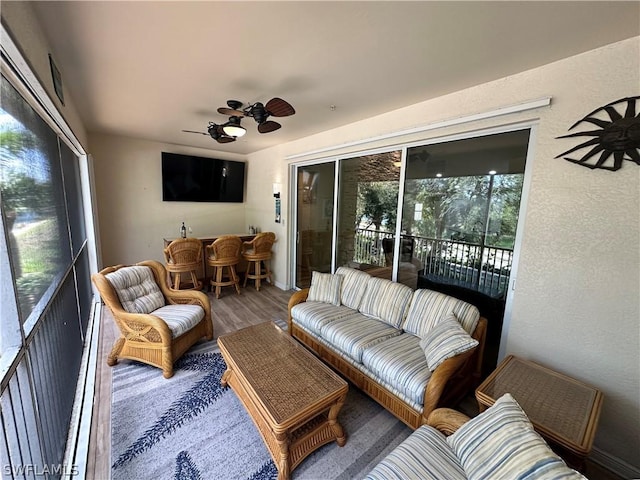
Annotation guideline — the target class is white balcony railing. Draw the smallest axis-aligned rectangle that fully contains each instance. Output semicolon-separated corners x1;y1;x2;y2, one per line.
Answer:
353;228;513;297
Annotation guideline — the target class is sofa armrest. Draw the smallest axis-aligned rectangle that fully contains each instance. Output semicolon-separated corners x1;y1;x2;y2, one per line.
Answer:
420;316;487;421
287;288;309;332
471;317;487;385
422;347;476;420
426;408;470;436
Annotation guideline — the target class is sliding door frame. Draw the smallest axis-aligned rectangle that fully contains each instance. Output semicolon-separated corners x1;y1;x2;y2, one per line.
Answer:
288;120;540;365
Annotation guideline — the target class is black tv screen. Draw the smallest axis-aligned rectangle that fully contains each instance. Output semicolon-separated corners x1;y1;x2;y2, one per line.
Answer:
162;152;245;202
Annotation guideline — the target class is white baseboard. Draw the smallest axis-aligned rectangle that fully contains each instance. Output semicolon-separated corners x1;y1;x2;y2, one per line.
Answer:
590;446;640;479
274;280;288;290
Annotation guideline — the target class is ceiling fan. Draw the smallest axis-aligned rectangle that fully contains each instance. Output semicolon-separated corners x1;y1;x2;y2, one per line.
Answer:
182;97;295;144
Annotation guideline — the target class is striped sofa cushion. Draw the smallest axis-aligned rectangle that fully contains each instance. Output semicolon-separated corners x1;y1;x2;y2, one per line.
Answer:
296;322;365;371
419;313;479;371
403;289;479;338
359;277;414;328
362;333;432;409
335;267;371;310
151;304;204;339
366;425;466;480
320;314;402;363
448;393;586;480
290;302;358;336
307;271;343;306
106;266;165;314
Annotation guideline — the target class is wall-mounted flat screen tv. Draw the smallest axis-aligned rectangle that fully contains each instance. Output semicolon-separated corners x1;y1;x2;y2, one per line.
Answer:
161;152;246;203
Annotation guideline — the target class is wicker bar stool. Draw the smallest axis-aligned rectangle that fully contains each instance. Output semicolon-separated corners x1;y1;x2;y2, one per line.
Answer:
206;235;242;299
242;232;275;291
163;237;203;290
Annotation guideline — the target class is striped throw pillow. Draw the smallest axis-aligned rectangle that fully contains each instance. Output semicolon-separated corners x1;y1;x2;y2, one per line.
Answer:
307;271;343;306
106;266;165;314
404;289;480;337
359;277;414;328
335;266;371;310
419;313;478;371
448;393;587;480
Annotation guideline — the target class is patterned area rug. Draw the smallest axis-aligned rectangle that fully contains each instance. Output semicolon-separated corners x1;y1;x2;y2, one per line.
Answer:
111;326;412;480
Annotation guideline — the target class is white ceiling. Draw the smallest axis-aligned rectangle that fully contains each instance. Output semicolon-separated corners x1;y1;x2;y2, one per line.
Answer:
30;1;640;155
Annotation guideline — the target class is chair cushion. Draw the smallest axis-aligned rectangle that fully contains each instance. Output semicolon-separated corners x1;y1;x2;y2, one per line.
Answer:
448;393;586;480
403;289;479;338
307;271;343;306
151;304;205;339
319;314;402;363
290;302;357;336
366;425;466;480
335;266;371;310
362;333;432;410
358;277;414;328
105;265;165;314
419;313;479;371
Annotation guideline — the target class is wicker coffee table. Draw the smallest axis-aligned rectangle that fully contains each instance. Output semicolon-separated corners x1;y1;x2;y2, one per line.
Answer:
217;322;348;480
476;355;603;470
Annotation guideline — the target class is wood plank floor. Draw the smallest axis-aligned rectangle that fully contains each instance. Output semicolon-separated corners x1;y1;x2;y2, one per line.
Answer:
86;283;621;480
86;283;294;479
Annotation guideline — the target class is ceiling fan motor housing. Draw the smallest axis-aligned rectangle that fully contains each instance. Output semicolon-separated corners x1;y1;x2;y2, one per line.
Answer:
249;103;268;124
227;100;243;110
207;123;220;139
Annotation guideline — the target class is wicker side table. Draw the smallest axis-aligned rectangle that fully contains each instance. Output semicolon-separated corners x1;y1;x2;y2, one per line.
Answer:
475;355;603;471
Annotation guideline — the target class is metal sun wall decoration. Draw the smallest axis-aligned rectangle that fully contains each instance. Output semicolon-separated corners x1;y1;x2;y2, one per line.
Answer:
555;96;640;171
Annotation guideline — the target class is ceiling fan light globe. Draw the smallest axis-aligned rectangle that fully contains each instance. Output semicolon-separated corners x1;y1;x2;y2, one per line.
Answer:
223;125;247;137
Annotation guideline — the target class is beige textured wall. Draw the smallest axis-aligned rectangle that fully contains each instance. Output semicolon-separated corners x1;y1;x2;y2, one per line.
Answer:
243;146;289;288
247;37;640;470
89;133;247;267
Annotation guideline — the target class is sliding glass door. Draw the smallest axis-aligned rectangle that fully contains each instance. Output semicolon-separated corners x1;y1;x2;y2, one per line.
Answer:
401;130;528;296
400;129;529;373
292;130;529;303
335;151;403;281
294;162;335;288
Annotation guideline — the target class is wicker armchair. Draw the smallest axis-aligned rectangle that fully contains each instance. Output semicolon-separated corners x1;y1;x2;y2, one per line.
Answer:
206;235;242;298
163;237;203;290
92;260;213;378
242;232;276;291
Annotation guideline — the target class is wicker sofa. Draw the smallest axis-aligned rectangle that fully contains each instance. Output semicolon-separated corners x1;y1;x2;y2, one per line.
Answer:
287;267;487;428
366;393;586;479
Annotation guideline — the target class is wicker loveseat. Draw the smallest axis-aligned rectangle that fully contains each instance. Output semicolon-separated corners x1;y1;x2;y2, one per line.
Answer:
288;267;487;428
366;393;586;479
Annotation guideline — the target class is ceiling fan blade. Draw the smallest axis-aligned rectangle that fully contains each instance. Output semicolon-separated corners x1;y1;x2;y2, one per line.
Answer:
258;120;281;133
265;97;295;117
217;136;236;143
217;107;245;117
182;129;209;135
